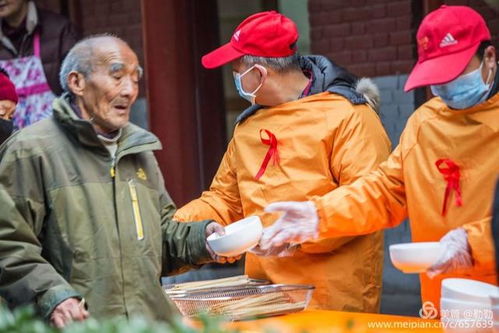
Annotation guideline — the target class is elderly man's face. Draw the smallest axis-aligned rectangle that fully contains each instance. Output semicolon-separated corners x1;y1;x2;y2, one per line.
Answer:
80;41;141;133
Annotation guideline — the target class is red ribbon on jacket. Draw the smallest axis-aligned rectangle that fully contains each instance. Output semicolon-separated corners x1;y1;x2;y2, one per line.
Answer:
255;129;280;180
435;159;463;216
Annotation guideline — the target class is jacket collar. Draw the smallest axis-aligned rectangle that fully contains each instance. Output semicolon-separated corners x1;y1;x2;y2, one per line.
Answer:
0;1;38;55
235;55;367;124
52;93;162;156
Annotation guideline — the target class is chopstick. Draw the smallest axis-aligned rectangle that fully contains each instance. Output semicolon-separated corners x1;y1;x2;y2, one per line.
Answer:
167;275;250;291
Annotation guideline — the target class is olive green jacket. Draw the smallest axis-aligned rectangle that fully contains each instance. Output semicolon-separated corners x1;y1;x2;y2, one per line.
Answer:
0;94;212;322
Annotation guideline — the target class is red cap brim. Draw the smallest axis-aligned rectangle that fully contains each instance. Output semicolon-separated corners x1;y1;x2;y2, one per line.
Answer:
404;43;481;92
201;42;245;69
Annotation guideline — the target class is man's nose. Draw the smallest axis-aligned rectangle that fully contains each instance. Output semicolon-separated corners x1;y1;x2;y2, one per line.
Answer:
120;77;137;97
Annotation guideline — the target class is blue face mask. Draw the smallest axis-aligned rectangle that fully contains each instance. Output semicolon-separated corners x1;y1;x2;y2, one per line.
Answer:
233;65;265;105
431;61;493;110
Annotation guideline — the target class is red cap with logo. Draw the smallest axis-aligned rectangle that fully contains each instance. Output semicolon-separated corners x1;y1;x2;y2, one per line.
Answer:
404;5;491;92
202;11;299;69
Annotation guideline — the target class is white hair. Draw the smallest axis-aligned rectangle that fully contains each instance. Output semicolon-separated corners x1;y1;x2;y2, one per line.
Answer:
241;54;301;72
59;34;127;93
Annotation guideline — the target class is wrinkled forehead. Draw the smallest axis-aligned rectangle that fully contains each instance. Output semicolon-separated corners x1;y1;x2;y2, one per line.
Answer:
92;40;140;71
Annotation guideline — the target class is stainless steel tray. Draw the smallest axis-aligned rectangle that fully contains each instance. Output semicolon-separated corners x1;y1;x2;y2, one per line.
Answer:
165;283;314;321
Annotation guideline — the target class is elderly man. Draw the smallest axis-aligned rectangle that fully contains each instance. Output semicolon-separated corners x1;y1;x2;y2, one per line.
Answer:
174;11;391;312
0;35;226;327
260;5;499;312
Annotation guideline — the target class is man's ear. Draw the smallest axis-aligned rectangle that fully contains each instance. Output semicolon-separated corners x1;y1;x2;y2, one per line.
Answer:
484;45;496;71
67;71;86;97
254;64;268;83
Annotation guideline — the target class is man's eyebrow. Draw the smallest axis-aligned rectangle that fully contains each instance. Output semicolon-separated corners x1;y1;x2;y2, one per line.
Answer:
109;62;125;73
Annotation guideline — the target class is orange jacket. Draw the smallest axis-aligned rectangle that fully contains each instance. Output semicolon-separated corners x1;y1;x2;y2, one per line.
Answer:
312;93;499;311
175;92;391;311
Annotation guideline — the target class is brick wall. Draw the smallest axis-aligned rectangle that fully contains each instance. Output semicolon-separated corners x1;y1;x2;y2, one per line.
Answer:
309;0;417;78
37;0;146;96
308;0;499;78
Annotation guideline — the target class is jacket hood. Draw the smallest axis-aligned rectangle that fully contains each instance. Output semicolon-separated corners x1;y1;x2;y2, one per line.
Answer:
301;55;380;112
236;55;380;124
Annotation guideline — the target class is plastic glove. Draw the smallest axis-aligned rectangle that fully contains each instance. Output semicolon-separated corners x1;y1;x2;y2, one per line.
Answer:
426;228;473;278
205;222;242;264
259;201;319;251
249;242;298;257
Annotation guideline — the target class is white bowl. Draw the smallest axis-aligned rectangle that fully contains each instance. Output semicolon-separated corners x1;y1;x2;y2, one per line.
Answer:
207;216;263;257
491;295;499;323
442;279;499;304
441;297;491;312
389;242;443;273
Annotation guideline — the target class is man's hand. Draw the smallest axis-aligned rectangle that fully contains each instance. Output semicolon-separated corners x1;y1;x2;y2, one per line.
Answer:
250;243;298;257
50;297;89;328
259;201;320;251
427;228;473;278
205;222;242;264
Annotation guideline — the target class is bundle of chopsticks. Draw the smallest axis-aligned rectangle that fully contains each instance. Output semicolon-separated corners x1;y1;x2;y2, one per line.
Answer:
164;275;254;295
208;292;306;318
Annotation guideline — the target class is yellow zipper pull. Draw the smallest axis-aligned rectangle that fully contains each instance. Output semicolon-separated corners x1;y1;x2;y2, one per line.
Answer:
128;179;144;240
110;157;116;178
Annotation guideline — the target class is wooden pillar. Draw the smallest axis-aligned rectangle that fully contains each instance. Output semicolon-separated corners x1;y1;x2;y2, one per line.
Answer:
141;0;226;206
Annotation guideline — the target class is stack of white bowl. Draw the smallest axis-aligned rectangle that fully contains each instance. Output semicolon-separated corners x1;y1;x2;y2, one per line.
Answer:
440;278;498;333
491;294;499;332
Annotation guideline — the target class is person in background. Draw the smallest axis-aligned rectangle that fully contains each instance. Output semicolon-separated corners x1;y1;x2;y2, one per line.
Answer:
0;67;17;144
260;5;498;312
174;11;391;312
0;35;232;328
0;0;79;128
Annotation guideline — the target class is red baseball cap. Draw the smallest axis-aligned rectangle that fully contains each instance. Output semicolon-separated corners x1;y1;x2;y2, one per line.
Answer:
202;11;299;69
404;5;491;92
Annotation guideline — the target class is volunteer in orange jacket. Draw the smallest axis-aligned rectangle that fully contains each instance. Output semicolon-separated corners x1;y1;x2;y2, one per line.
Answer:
260;6;499;311
174;11;391;311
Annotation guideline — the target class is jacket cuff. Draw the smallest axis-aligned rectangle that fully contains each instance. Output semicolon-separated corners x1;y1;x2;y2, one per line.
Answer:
186;220;213;264
310;196;329;237
37;285;82;319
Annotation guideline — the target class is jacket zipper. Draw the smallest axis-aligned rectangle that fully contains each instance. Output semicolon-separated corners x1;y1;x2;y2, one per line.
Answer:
110;157;129;316
128;178;144;240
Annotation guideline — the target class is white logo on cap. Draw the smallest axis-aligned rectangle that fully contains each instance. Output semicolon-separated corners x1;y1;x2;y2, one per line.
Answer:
440;33;458;48
233;30;241;41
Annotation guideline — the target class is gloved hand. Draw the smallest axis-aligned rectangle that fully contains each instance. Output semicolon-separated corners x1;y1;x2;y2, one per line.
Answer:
259;201;319;252
427;228;473;278
205;222;242;264
249;242;298;257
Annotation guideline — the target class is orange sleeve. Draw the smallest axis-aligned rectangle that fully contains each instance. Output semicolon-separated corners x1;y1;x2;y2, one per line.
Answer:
462;217;496;272
174;141;244;226
311;140;408;239
301;106;391;253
